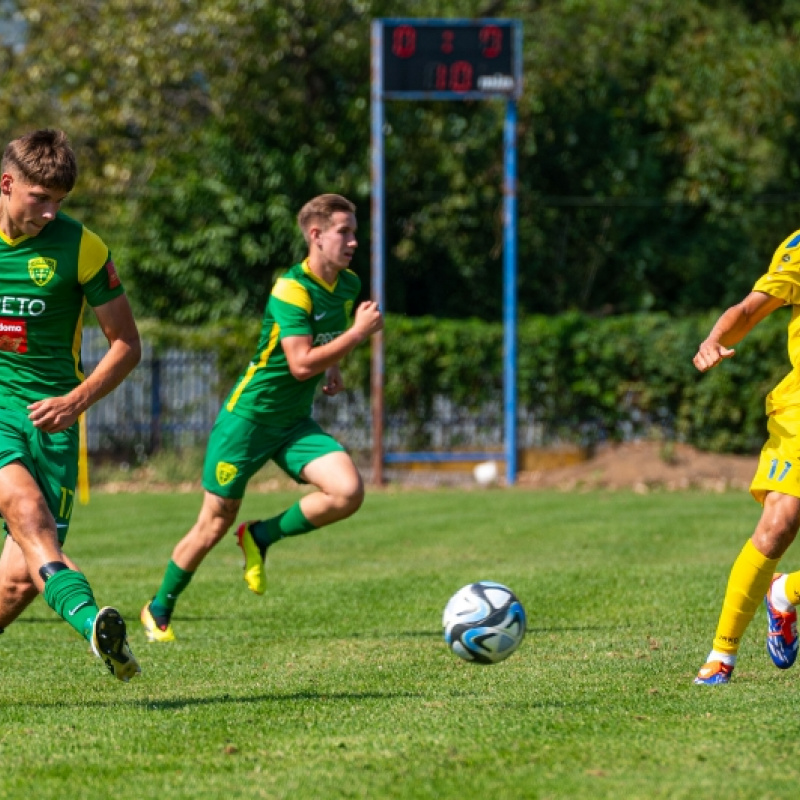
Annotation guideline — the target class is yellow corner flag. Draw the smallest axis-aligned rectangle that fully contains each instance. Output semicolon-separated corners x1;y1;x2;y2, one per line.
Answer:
78;412;90;505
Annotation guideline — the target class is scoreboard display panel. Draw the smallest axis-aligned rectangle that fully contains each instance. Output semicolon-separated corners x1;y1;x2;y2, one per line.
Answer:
381;20;520;99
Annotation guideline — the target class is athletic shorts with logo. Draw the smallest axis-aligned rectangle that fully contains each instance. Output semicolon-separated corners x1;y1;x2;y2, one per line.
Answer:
202;407;345;499
751;406;800;504
0;405;78;543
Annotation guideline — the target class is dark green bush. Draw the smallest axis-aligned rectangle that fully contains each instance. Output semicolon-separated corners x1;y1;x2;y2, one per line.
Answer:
140;310;792;454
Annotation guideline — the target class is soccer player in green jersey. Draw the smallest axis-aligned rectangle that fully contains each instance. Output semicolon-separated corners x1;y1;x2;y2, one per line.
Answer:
141;193;383;642
0;129;141;681
694;229;800;685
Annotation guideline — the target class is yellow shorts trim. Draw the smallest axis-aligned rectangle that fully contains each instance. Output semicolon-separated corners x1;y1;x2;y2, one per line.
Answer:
751;408;800;504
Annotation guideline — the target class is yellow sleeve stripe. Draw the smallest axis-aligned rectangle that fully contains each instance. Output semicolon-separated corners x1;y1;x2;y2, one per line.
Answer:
78;412;90;505
272;278;312;312
78;225;110;284
72;299;87;381
226;322;281;411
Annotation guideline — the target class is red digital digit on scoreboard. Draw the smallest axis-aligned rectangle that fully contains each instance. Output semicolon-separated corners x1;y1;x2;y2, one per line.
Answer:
392;24;416;59
450;61;473;93
480;25;502;58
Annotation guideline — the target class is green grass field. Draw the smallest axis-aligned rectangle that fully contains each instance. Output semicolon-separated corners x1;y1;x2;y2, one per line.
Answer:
2;487;800;799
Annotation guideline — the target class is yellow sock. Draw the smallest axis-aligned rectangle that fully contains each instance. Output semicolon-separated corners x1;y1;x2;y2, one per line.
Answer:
784;571;800;607
712;539;779;655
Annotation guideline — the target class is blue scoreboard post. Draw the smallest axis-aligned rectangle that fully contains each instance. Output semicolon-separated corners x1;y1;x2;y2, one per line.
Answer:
370;18;523;485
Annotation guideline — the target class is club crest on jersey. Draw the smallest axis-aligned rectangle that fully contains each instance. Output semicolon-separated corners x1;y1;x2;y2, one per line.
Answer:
28;257;56;287
216;461;238;486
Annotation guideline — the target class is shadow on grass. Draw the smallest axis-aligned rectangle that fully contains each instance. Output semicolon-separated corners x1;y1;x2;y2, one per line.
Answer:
9;689;581;713
6;689;430;711
12;613;225;626
16;690;583;717
368;624;624;638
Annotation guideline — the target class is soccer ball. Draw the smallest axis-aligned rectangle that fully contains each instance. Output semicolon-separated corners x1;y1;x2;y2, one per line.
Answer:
442;581;526;664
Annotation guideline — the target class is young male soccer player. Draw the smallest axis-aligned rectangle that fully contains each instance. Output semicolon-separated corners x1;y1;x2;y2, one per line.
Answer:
0;129;141;681
694;228;800;685
141;193;383;642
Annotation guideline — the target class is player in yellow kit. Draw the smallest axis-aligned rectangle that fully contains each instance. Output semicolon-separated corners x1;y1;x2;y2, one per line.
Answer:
694;229;800;684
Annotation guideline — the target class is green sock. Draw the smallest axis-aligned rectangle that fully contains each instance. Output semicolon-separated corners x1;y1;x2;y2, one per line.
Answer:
252;502;316;548
151;560;194;617
42;568;99;640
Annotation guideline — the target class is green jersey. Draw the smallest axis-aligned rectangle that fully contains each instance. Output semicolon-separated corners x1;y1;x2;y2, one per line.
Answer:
0;211;125;411
225;258;360;426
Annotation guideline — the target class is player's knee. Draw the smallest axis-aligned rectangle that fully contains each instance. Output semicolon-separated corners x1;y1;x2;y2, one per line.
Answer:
206;516;235;546
331;481;364;518
754;495;800;556
195;495;239;545
9;500;54;539
187;514;232;552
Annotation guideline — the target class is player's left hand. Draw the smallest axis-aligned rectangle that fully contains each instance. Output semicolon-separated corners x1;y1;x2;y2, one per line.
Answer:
27;396;81;432
322;366;344;396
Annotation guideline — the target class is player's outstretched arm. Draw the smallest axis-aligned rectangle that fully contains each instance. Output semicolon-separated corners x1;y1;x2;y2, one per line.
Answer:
693;291;783;373
27;295;141;432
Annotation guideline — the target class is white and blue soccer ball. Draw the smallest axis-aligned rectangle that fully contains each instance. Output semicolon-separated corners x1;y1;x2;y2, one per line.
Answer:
442;581;526;664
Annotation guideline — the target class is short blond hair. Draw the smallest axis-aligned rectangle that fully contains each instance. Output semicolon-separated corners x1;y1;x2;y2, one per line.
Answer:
297;194;356;244
2;129;77;191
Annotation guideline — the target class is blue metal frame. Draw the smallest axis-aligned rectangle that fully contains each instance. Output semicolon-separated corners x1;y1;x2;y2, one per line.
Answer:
370;21;387;484
371;18;522;484
385;451;504;464
503;97;518;483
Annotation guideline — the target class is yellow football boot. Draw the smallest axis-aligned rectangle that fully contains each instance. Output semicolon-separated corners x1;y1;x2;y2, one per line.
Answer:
236;520;267;595
140;601;176;643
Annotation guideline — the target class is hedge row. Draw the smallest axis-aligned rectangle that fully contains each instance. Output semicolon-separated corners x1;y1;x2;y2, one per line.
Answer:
138;309;793;454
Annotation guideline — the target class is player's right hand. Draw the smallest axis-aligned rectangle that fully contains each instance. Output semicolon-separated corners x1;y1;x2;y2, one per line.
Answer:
27;395;82;432
353;300;383;338
693;341;735;372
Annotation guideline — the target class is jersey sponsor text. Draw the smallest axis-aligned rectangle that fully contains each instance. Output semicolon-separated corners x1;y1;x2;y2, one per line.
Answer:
0;296;46;316
0;318;27;353
313;330;344;346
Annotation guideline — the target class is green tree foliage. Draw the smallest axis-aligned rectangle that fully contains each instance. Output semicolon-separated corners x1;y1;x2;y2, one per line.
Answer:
523;0;800;314
2;0;800;321
0;0;373;321
121;0;375;322
141;310;788;454
377;310;789;454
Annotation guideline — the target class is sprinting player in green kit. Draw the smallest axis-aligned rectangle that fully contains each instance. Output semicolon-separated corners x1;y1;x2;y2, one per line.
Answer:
0;129;141;681
141;193;383;642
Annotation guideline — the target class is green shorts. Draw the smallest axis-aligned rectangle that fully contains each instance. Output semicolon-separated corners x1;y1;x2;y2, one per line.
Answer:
0;406;78;544
202;407;346;499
